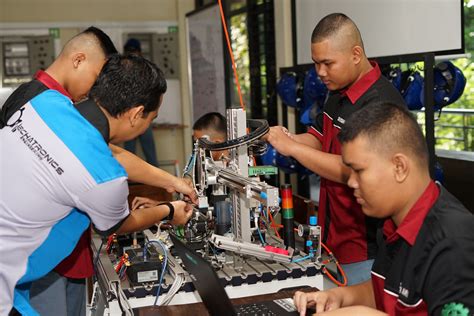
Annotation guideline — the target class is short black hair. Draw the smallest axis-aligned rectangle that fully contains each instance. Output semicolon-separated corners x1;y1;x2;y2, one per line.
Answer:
338;102;429;167
311;13;363;48
89;54;167;117
82;26;118;57
193;112;227;136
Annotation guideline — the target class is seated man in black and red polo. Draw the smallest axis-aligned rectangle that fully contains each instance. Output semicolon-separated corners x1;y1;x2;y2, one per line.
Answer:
293;102;474;316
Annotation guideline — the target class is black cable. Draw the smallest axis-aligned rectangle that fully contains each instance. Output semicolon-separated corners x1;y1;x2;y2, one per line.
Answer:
207;240;219;262
198;119;269;151
92;238;106;283
115;282;125;315
248;140;268;156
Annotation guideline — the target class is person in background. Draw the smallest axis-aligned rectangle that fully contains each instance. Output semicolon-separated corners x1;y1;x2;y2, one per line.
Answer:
264;13;406;285
122;38;159;167
293;102;474;316
132;112;228;210
192;111;227;161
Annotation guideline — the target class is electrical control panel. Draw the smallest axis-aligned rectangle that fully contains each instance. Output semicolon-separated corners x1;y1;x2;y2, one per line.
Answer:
123;32;179;79
0;35;54;88
152;32;179;79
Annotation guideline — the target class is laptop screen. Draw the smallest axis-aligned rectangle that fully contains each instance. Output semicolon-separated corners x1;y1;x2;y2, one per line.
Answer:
170;234;237;316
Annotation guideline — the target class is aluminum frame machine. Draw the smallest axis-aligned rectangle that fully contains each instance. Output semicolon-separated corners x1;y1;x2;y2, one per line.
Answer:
90;108;325;315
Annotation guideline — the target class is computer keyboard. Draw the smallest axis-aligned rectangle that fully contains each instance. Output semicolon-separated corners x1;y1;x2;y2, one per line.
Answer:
235;303;277;316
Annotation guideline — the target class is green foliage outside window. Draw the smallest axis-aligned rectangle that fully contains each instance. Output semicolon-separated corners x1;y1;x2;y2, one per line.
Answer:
227;1;474;151
429;0;474;151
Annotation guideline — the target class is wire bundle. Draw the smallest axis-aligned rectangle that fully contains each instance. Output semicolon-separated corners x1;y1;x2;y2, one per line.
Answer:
198;119;269;151
321;242;347;287
109;282;134;316
114;254;130;280
156;273;185;306
144;240;169;306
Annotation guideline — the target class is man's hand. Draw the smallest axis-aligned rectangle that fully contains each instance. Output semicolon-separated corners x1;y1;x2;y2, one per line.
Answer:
263;126;296;157
131;196;160;211
168;177;198;204
169;201;194;226
293;290;344;315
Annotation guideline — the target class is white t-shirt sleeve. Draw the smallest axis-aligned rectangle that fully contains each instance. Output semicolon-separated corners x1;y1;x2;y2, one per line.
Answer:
74;176;130;234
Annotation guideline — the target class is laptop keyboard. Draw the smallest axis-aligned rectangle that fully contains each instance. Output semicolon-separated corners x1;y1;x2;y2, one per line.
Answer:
235;303;277;316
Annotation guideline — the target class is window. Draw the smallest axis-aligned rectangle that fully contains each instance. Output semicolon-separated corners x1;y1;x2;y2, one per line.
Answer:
196;0;277;125
428;0;474;152
228;0;276;125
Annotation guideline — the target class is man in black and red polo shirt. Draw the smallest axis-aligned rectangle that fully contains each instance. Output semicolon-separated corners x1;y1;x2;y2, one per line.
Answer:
293;102;474;316
265;13;405;285
1;27;117;316
1;27;196;316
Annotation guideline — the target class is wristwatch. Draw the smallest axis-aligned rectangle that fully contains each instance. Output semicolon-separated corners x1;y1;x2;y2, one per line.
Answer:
159;202;175;221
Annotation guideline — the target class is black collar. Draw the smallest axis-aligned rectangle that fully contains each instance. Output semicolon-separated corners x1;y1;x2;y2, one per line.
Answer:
74;98;110;143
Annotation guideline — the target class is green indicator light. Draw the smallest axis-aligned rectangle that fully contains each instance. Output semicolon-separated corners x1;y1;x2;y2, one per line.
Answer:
249;166;278;176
